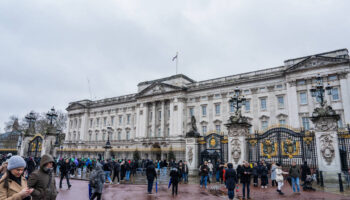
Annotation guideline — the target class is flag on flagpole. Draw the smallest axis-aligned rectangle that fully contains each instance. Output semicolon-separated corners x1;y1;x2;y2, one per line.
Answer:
172;53;178;61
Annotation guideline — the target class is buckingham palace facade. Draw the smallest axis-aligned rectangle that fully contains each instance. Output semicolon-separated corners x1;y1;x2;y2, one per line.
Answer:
62;49;350;161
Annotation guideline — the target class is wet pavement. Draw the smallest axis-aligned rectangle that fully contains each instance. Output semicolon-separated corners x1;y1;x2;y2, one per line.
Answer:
56;177;350;200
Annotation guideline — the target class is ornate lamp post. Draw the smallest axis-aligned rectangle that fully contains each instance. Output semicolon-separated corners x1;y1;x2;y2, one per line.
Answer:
310;75;333;107
54;129;61;147
229;87;246;115
46;107;58;126
104;126;112;149
25;111;37;135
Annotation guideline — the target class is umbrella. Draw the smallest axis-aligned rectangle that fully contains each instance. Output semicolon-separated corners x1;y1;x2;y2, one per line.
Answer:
168;178;172;189
156;179;158;193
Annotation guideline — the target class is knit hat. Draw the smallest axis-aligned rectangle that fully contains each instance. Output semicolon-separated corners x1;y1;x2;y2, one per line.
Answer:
7;156;26;171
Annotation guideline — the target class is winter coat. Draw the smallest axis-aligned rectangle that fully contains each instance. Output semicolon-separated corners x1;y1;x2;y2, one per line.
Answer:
183;164;189;174
289;166;301;178
225;168;237;190
252;166;258;177
59;162;71;175
146;164;157;180
169;168;182;184
90;163;105;194
270;165;277;180
240;166;252;183
200;165;209;176
28;155;58;200
0;173;30;200
276;168;284;182
260;165;268;178
26;159;36;174
301;164;311;181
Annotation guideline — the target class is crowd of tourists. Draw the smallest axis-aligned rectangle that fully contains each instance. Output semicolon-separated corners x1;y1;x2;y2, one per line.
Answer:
198;159;315;200
0;153;336;200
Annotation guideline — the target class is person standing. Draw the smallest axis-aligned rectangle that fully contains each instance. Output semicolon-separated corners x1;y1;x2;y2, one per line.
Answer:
112;160;120;184
276;163;288;195
28;154;58;200
207;160;213;183
182;161;189;184
26;157;36;178
0;155;33;200
260;163;268;188
89;163;105;200
241;161;252;200
103;160;112;184
199;161;209;188
289;161;301;193
225;163;237;200
301;161;311;186
59;158;72;189
252;163;259;187
169;165;181;196
146;161;157;194
270;162;277;187
125;161;131;182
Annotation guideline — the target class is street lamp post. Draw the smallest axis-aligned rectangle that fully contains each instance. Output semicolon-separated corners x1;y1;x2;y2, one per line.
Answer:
310;75;333;107
103;126;112;160
46;107;58;126
25;111;37;135
229;87;246;115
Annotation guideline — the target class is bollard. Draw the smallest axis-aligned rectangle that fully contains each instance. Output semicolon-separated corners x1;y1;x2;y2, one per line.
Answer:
320;171;324;187
338;173;344;192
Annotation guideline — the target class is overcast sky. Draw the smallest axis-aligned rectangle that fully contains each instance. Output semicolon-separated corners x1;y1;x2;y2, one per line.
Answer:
1;0;350;131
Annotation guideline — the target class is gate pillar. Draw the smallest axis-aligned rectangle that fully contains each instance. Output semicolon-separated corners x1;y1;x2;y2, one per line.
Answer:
185;138;199;175
311;109;341;183
225;115;251;168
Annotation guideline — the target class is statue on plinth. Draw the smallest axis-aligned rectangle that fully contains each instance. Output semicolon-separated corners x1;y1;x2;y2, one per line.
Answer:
186;116;200;138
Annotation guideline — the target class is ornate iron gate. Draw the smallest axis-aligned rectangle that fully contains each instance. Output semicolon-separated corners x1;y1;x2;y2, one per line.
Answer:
198;133;228;167
28;135;43;157
246;127;317;168
338;128;350;172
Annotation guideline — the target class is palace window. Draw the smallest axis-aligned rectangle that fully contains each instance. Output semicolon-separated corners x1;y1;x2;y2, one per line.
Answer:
202;126;207;135
189;107;194;117
158;128;161;137
118;131;121;140
260;98;267;110
279;119;286;125
119;115;123;125
338;119;343;128
261;121;268;130
216;125;221;133
89;118;93;128
297;80;306;85
328;75;338;81
96;118;100;127
127;114;131;124
277;96;284;109
158;111;162;121
202;105;207;116
95;133;98;141
230;102;235;113
299;92;308;105
215;104;221;115
103;117;107;126
245;100;251;111
126;130;130;140
111;116;114;126
332;88;339;101
302;117;310;130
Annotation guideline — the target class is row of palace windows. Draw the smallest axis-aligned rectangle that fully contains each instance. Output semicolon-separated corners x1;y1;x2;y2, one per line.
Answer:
189;88;340;118
89;114;134;128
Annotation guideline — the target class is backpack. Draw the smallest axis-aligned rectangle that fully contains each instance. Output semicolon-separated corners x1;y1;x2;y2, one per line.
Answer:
89;170;99;188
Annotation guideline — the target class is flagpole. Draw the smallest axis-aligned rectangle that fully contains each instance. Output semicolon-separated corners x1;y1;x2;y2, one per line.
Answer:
176;52;178;75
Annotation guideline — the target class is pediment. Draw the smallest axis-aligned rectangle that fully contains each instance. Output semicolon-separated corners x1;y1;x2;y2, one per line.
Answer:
137;82;184;97
259;115;270;120
286;55;348;73
66;102;86;111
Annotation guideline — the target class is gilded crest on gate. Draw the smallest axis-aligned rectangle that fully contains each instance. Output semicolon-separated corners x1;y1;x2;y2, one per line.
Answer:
260;139;277;158
281;139;299;158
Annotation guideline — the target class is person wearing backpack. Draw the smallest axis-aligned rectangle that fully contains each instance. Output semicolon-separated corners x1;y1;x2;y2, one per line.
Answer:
90;163;105;200
112;161;120;184
225;163;237;200
28;154;58;200
169;165;182;196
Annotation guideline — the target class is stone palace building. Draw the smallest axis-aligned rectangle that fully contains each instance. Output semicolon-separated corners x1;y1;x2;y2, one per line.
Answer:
62;49;350;162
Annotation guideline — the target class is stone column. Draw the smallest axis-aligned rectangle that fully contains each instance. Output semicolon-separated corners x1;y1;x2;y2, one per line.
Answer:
151;102;156;138
311;115;342;174
287;80;300;128
104;149;111;160
185;138;198;175
161;101;165;137
18;136;31;157
226;120;251;168
41;135;56;156
339;73;350;123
